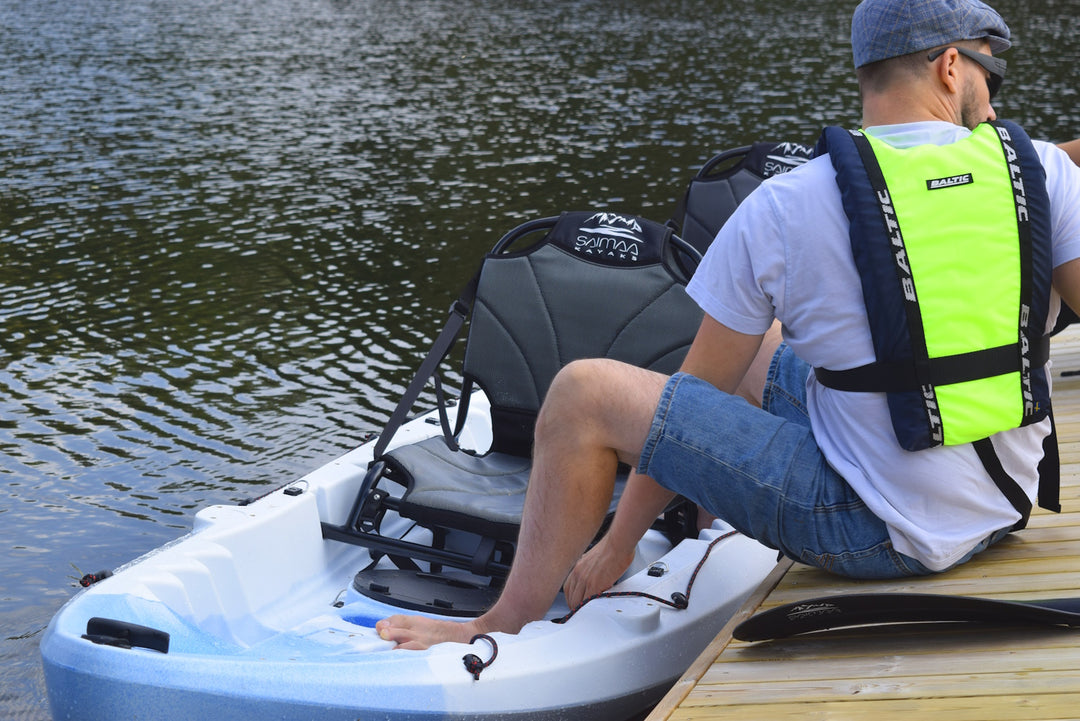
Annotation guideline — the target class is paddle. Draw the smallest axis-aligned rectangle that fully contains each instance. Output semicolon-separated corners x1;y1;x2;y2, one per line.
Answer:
732;592;1080;642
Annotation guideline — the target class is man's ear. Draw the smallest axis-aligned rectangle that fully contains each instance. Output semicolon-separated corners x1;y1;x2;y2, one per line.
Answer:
933;47;963;94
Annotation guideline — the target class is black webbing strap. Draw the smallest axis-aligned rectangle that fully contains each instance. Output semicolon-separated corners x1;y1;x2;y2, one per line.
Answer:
371;272;480;461
971;411;1061;531
973;437;1033;531
814;336;1051;393
1038;407;1062;514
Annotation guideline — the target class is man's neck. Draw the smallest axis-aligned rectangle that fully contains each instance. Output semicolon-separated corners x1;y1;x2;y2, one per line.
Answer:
861;88;961;129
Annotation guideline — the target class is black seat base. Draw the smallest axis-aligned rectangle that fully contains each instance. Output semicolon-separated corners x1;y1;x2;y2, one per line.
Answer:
350;568;500;617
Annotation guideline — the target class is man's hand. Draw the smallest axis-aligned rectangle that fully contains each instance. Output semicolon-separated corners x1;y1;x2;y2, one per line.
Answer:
562;534;636;610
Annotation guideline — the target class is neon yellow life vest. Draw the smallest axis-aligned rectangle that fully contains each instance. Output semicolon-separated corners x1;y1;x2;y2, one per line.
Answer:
815;122;1052;448
869;124;1037;445
813;121;1058;527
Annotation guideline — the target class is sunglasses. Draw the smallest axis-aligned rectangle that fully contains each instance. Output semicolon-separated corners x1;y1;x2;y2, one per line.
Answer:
928;46;1007;100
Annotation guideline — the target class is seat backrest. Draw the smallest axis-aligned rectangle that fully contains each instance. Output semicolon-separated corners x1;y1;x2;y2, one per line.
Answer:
672;141;813;254
462;211;702;456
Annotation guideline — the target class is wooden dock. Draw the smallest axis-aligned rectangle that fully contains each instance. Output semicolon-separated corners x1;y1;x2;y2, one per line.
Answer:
648;326;1080;721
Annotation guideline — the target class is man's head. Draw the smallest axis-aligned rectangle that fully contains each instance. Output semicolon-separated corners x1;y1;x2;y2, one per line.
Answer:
852;0;1010;128
851;0;1010;69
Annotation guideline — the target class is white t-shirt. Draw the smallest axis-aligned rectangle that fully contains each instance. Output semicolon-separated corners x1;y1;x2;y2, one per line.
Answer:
687;121;1080;570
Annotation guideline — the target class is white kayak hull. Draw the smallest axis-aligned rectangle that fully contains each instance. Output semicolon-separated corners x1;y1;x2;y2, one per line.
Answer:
41;397;778;720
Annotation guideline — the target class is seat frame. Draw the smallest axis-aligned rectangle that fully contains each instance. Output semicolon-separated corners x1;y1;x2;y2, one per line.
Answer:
322;211;704;581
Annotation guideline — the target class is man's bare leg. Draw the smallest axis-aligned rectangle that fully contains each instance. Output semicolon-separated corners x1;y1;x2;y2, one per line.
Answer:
560;320;784;606
376;321;784;649
376;359;668;649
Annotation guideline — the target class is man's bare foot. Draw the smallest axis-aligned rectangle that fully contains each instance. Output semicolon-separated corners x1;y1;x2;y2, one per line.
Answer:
375;614;483;650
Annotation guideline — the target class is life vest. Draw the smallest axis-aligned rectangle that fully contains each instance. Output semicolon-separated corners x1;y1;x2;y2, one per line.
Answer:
813;121;1059;527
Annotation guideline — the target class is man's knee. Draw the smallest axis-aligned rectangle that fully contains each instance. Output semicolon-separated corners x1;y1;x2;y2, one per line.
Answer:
538;359;665;453
542;359;616;421
531;360;620;456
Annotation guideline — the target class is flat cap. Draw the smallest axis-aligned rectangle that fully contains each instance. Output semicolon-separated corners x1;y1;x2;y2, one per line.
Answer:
852;0;1010;68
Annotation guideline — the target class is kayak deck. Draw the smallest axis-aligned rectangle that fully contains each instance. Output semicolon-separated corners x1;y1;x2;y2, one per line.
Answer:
40;387;780;721
648;324;1080;721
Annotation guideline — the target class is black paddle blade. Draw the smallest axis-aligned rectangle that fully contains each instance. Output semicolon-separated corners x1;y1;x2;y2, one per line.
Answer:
733;593;1080;641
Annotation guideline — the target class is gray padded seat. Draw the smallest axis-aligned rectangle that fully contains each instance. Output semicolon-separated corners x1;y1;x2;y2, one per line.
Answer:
674;141;813;254
325;211;702;577
384;211;700;541
385;437;629;542
387;439;531;540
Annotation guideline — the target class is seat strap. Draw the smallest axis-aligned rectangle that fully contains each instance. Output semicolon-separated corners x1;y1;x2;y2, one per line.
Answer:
372;271;480;460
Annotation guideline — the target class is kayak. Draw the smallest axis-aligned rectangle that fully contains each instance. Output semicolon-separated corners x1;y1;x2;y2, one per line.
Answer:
40;392;778;720
42;209;780;719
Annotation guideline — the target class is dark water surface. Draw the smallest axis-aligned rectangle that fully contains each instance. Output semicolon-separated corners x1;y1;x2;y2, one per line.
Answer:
2;0;1077;717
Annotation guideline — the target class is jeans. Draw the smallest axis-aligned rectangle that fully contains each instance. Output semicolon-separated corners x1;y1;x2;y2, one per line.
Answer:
637;343;1009;579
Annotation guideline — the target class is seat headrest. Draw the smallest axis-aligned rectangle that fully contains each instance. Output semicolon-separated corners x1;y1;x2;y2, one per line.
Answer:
544;211;672;268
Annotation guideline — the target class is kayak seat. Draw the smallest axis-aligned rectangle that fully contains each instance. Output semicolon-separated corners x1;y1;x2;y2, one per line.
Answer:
380;437;535;542
668;140;813;255
322;211;703;580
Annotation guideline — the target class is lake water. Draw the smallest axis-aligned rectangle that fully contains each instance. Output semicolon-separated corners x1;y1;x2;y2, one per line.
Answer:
2;0;1078;717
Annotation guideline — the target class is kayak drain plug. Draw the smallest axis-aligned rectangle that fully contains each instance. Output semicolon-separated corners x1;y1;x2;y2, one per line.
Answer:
462;633;498;680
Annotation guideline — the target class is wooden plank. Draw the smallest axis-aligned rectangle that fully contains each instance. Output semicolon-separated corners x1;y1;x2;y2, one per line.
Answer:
762;562;1080;604
667;693;1080;721
706;637;1080;689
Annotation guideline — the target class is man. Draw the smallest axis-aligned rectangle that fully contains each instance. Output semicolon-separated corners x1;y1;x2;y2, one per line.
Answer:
378;0;1080;649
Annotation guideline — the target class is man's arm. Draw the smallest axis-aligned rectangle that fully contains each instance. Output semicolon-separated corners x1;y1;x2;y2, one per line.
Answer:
608;314;765;531
1053;258;1080;320
680;314;768;393
1052;138;1080;317
1058;139;1080;167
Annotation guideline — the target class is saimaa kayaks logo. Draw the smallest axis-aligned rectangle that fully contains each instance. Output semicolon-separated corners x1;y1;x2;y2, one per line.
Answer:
573;212;644;263
764;142;812;176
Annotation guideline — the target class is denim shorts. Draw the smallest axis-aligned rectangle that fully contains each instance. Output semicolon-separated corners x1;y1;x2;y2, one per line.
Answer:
638;343;1009;579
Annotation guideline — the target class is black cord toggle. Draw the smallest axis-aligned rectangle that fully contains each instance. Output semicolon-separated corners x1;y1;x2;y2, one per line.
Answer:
79;570;113;587
462;633;498;680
